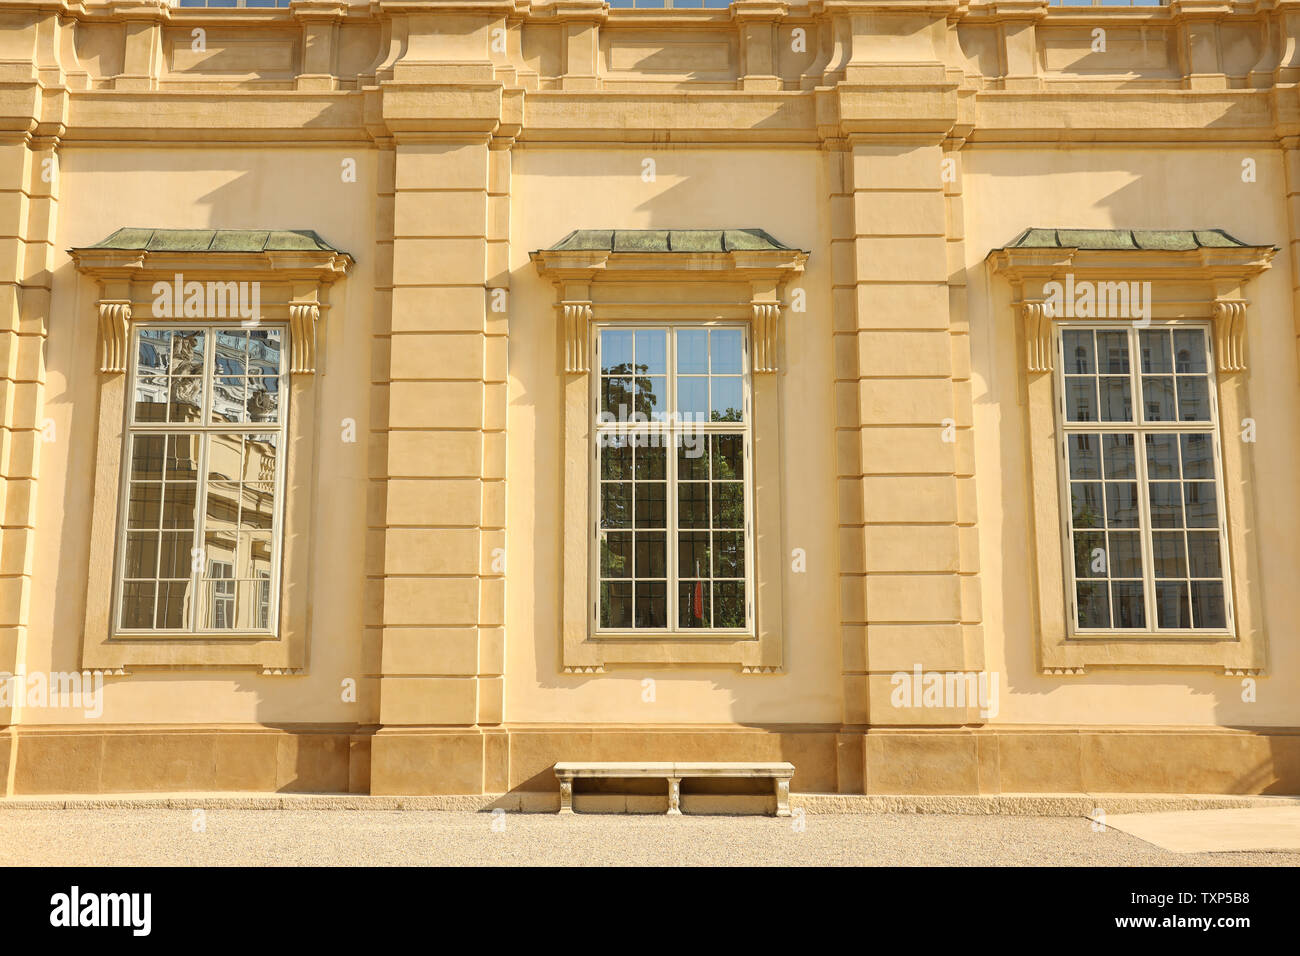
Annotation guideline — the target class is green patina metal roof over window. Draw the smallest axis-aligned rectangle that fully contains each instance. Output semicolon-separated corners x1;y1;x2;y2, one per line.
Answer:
1006;228;1257;251
82;228;346;255
544;229;799;253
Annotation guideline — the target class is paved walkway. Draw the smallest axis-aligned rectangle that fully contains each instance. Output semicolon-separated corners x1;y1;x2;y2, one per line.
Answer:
3;808;1299;866
1105;806;1300;853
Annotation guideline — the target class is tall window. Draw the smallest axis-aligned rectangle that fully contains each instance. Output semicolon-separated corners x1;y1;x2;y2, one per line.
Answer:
594;325;752;633
116;325;287;633
1057;324;1231;633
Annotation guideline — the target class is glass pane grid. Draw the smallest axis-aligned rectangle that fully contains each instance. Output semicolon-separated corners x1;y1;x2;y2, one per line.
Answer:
117;324;285;634
595;325;749;633
1059;325;1228;634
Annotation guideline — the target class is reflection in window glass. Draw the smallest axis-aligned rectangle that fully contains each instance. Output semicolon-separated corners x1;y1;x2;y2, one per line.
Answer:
117;324;287;633
596;325;750;632
1057;325;1229;632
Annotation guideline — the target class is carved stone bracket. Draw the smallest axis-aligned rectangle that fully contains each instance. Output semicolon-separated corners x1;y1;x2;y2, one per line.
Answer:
1212;299;1248;373
1022;300;1052;374
563;301;593;374
751;302;780;373
97;300;132;373
289;302;321;374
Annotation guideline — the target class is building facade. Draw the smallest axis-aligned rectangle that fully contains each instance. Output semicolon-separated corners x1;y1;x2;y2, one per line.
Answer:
2;0;1300;798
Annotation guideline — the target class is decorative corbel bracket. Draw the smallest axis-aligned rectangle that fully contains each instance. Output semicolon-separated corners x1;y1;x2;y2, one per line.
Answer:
97;300;132;374
751;301;781;373
1022;299;1052;374
562;300;594;374
1212;299;1248;373
289;301;322;374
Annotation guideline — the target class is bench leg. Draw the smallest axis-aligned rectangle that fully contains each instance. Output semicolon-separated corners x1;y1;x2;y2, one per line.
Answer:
666;777;682;816
559;779;574;815
774;778;791;817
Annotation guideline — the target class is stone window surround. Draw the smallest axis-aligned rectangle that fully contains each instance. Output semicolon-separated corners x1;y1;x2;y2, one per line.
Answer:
69;244;351;673
531;244;807;673
989;240;1276;675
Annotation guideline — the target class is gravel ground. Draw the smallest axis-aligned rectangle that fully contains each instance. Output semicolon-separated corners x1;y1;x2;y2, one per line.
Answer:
2;809;1299;866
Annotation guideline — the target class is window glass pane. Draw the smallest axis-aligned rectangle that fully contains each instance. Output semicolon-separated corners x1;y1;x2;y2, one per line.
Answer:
120;582;156;628
1110;581;1146;628
1141;376;1176;421
1076;582;1110;628
679;532;710;579
1065;378;1098;422
677;329;708;374
1183;482;1218;528
156;580;191;629
710;329;743;374
600;582;632;628
1067;434;1101;479
1145;434;1180;479
601;434;631;479
1070;482;1103;528
1074;530;1105;577
636;376;666;421
679;580;710;628
1155;581;1190;628
713;581;745;628
1187;531;1223;578
1101;433;1135;479
636;532;666;578
601;329;633;374
1148;482;1183;528
1096;331;1129;373
1180;433;1214;478
1107;531;1142;577
1151;532;1187;578
1139;329;1172;373
711;435;743;480
1062;330;1095;374
711;377;743;422
678;482;709;528
677;432;708;480
677;377;708;421
1172;330;1207;373
1191;581;1226;628
1098;377;1132;422
600;532;632;578
601;482;632;528
1104;483;1139;528
634;581;667;628
601;377;632;419
1176;376;1210;422
634;329;666;376
633;478;666;528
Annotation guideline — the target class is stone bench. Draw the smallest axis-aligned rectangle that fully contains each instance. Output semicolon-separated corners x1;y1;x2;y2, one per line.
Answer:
553;761;795;817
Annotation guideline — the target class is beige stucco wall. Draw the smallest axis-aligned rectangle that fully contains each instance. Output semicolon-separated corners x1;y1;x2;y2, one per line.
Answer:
506;146;843;724
23;146;379;726
965;146;1300;727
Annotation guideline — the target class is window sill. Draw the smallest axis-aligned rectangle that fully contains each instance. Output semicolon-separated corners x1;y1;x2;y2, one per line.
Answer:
592;630;756;641
1069;629;1236;640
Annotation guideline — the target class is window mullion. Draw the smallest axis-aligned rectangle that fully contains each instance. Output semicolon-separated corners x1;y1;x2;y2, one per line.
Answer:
1127;326;1157;631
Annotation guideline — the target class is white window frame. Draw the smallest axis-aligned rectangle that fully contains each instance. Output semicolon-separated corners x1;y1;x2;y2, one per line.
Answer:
111;321;290;637
589;321;756;637
1053;319;1235;637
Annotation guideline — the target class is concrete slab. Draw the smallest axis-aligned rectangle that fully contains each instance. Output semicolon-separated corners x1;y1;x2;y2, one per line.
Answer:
1104;806;1300;853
